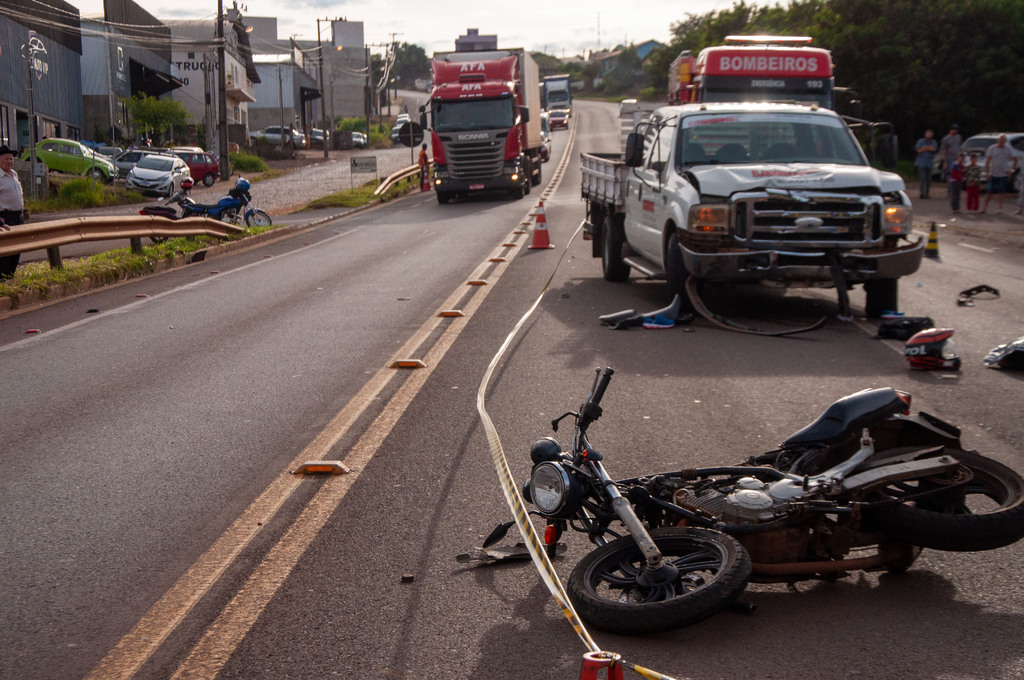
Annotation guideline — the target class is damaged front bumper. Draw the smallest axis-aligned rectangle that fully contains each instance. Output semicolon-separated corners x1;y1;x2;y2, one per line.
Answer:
681;234;925;284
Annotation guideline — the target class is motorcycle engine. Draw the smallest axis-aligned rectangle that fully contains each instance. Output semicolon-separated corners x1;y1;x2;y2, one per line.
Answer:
677;477;802;525
675;477;813;564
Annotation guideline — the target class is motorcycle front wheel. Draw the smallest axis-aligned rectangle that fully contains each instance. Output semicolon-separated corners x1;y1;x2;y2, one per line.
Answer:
864;448;1024;552
566;527;751;635
245;209;272;227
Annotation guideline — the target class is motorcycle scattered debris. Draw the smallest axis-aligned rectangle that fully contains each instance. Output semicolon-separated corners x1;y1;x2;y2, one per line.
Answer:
984;335;1024;369
599;294;695;330
957;284;1000;307
456;542;566;564
874;316;935;340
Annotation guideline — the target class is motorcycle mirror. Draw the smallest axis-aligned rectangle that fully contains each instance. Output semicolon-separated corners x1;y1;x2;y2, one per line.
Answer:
481;521;514;549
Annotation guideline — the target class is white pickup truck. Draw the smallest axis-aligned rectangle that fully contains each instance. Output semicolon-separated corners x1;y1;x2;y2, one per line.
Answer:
582;102;924;318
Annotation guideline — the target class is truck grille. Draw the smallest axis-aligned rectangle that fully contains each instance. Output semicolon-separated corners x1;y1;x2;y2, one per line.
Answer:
732;191;883;248
441;134;506;180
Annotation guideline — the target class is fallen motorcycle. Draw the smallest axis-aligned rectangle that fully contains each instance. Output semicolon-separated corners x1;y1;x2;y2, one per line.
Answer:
485;368;1024;635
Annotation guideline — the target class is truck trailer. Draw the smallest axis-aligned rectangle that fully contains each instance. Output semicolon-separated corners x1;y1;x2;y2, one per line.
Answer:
422;49;543;204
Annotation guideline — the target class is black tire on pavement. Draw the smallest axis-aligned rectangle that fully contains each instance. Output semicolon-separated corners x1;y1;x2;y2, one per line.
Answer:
567;527;752;635
665;231;696;313
863;448;1024;552
864;278;899;318
203;173;216;187
601;214;629;282
437;191;452;205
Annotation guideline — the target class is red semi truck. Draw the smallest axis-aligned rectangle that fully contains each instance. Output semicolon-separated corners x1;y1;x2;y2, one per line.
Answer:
422;49;543;204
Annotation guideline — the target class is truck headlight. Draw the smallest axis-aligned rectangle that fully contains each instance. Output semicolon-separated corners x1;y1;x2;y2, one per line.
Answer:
883;205;912;235
687;204;729;233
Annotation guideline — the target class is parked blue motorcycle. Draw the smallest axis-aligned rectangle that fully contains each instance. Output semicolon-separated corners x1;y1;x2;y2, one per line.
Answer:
140;177;271;242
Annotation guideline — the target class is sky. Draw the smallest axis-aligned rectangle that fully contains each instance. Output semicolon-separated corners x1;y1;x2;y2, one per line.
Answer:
68;0;758;57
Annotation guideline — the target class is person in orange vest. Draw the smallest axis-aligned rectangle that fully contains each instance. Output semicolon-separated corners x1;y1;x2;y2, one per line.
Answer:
418;143;430;185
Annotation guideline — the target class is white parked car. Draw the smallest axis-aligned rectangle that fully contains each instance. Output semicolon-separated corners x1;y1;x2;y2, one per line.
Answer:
961;132;1024;191
126;154;192;197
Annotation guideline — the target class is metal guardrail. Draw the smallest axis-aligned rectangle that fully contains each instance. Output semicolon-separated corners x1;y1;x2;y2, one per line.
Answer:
0;215;246;269
372;164;420;197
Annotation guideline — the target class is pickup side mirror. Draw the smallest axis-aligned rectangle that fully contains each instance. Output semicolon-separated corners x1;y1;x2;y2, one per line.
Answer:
624;132;644;168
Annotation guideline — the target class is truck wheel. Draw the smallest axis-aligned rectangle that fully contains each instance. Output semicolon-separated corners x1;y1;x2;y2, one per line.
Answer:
602;215;630;282
532;162;542;187
437;191;452;204
864;279;898;318
510;185;525;200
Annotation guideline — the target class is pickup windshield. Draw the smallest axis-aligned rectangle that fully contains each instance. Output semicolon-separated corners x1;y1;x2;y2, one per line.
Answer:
432;97;516;133
676;112;865;167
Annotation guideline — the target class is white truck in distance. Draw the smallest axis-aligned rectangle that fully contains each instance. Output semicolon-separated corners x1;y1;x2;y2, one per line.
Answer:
582;102;924;319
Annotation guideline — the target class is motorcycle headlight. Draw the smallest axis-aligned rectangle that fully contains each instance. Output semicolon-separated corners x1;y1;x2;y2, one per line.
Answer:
530;461;577;516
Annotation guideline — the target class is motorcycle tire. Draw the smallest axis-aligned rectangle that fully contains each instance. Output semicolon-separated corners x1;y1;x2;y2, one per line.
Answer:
863;448;1024;552
245;210;272;228
566;527;751;635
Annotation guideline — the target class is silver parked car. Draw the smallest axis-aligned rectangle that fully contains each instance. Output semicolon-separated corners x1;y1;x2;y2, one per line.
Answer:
126;154;192;197
250;126;305;147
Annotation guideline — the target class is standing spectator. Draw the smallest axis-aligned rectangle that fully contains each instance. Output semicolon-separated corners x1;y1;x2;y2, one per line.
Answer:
417;143;430;185
963;152;983;212
982;134;1018;214
914;129;938;199
0;144;25;278
947;152;965;213
938;124;962;185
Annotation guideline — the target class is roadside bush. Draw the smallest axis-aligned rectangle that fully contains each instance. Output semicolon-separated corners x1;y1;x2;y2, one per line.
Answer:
230;152;269;173
27;178;144;213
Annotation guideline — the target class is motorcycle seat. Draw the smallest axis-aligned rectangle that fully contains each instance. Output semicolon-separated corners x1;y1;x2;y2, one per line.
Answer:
191;202;227;212
783;387;908;448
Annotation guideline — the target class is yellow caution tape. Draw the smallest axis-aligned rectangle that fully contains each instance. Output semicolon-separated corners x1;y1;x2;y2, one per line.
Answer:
474;219;682;680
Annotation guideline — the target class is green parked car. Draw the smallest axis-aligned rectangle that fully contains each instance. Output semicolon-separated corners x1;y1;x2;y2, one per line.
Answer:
21;138;116;181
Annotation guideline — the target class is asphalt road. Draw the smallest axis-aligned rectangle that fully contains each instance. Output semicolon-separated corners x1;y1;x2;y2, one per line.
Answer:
2;100;1023;680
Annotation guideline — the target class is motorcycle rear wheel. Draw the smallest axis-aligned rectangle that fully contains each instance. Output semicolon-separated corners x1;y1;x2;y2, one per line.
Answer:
864;448;1024;552
566;527;751;635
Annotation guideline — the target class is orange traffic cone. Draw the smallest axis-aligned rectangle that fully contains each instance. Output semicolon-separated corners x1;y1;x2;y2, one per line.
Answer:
528;200;555;249
579;651;624;680
420;171;431;192
924;221;940;259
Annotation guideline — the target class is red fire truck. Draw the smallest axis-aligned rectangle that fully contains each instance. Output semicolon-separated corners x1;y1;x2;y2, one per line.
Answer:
668;36;835;110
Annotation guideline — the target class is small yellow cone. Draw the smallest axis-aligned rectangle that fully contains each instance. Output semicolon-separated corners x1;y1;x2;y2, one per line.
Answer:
924;222;940;259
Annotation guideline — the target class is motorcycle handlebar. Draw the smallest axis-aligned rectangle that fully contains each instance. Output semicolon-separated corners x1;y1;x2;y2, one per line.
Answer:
588;367;614;407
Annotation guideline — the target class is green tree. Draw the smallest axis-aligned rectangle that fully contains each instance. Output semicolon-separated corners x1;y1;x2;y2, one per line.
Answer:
392;42;430;90
125;94;190;145
649;0;1024;158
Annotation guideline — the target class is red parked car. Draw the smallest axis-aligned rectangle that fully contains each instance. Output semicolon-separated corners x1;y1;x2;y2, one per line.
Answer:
171;148;220;186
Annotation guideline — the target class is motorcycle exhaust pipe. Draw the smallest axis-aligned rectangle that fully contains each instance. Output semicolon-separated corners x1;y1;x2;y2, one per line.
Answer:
750;544;916;577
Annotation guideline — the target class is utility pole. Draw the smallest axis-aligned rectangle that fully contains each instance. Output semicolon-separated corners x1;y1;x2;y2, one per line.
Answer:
21;31;41;200
316;18;329;159
217;0;230;180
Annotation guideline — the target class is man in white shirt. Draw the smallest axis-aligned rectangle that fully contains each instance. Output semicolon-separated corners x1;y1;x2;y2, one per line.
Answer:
0;144;25;278
982;134;1018;214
